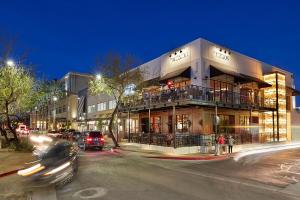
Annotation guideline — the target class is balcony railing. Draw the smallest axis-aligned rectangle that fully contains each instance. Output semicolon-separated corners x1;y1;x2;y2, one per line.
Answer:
120;85;276;111
130;133;215;147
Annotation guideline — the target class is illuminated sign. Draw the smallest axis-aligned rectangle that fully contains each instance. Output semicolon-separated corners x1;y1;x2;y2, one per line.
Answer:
214;47;230;61
169;48;189;62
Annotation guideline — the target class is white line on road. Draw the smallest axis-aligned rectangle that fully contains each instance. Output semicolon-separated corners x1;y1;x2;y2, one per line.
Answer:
145;160;300;199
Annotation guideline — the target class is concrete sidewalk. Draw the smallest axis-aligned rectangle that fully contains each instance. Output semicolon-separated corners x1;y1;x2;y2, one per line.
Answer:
0;152;34;200
0;152;34;175
119;142;231;160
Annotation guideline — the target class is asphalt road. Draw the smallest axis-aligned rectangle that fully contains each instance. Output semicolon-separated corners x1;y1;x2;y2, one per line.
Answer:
55;147;300;200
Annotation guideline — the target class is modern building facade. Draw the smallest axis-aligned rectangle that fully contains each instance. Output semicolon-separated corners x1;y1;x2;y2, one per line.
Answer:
30;72;93;130
117;38;299;147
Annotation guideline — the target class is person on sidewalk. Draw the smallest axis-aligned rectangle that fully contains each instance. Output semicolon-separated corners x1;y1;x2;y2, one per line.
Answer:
214;135;220;156
228;135;235;154
218;134;225;155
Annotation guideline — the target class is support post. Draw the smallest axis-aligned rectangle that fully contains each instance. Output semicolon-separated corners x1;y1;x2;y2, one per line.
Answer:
148;107;151;145
214;104;218;155
275;72;280;142
272;110;275;142
173;105;176;148
128;109;131;142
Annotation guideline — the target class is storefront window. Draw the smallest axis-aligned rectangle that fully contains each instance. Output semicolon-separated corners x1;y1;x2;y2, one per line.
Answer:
176;114;189;133
151;116;161;133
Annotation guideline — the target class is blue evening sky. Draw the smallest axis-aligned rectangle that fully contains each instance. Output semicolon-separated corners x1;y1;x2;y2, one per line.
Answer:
1;0;300;103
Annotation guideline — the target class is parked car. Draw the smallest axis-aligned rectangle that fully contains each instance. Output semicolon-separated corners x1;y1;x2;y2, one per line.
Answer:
16;124;30;137
78;131;104;151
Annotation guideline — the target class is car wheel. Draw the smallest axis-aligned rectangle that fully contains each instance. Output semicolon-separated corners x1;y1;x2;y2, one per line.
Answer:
99;147;103;151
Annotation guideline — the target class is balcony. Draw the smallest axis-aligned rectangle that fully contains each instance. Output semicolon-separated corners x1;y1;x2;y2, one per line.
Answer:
119;85;276;112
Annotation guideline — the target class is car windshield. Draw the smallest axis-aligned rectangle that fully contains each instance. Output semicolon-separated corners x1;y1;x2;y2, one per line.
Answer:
40;141;71;160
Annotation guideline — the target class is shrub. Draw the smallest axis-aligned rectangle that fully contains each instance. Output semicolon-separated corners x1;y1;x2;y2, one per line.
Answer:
10;139;34;152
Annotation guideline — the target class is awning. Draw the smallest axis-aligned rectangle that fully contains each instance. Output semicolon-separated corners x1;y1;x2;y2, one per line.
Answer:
142;77;161;87
239;74;272;88
210;65;272;88
287;86;300;96
160;66;191;83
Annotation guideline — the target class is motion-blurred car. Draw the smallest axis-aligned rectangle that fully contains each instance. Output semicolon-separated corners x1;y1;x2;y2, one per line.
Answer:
47;130;63;139
78;131;104;151
17;140;79;187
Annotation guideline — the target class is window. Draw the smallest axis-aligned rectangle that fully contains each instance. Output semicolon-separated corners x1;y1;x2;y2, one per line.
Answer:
88;105;96;113
97;102;107;111
109;100;116;109
176;114;189;133
150;116;161;133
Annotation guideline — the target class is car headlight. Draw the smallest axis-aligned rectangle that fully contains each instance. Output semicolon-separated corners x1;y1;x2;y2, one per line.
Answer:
17;163;45;176
43;162;71;176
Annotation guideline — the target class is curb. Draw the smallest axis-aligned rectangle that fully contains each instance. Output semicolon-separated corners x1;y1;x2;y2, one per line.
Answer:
0;169;20;178
144;155;230;161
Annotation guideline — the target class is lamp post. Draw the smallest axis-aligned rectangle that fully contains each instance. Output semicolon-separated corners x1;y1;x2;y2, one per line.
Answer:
35;106;38;129
53;96;58;130
6;59;15;67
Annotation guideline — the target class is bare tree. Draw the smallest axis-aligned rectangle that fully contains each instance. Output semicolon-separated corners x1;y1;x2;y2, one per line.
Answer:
89;53;145;147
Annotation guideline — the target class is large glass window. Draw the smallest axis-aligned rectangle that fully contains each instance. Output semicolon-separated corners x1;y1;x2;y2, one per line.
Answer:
176;114;189;133
150;116;161;133
109;100;116;109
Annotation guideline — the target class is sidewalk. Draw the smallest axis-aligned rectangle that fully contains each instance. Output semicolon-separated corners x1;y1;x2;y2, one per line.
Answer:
0;151;34;175
0;151;34;200
119;142;231;161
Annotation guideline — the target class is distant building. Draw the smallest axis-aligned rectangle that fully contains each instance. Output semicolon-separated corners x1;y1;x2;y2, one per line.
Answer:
30;72;93;130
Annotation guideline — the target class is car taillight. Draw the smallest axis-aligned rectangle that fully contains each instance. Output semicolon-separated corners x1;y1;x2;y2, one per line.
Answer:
100;137;104;142
86;137;92;142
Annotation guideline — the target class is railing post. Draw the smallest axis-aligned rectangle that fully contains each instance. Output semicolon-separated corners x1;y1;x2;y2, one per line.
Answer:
173;105;176;148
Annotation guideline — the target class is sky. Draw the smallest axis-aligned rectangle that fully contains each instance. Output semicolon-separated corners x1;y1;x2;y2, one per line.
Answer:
1;0;300;102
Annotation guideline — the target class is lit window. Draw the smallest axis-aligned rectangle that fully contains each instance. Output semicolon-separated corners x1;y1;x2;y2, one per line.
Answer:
109;100;116;109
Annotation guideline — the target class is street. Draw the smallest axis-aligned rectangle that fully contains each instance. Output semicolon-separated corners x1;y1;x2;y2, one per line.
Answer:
1;144;300;200
53;146;300;200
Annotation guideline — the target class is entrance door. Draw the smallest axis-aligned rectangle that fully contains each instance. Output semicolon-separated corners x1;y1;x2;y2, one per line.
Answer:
141;118;149;133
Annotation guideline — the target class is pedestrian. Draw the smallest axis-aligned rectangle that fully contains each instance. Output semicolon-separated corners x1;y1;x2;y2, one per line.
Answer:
218;134;225;155
228;135;235;154
214;135;220;156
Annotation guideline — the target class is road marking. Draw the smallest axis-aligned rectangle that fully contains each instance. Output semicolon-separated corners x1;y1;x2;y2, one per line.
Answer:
145;160;300;198
72;187;107;199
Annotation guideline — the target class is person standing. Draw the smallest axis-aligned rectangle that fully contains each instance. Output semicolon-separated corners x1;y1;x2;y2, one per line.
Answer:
228;135;235;154
218;134;225;154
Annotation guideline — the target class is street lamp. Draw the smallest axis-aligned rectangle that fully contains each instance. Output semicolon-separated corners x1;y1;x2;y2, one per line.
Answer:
6;59;15;67
53;96;58;130
96;74;102;80
35;106;38;129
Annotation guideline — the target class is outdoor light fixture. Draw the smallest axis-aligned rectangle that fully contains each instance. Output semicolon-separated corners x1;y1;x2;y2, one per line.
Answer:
6;59;15;67
53;96;58;101
96;74;102;80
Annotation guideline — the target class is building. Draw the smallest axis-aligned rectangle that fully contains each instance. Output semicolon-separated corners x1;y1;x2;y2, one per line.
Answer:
117;38;300;148
30;72;93;130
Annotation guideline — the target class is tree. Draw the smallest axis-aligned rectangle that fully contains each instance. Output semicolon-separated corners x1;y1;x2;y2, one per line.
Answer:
31;79;65;130
0;61;35;144
89;53;145;147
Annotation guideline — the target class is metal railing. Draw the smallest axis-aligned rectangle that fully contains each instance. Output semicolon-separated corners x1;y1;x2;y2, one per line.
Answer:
130;133;215;147
120;85;276;110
